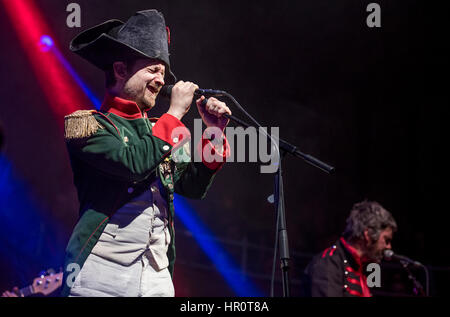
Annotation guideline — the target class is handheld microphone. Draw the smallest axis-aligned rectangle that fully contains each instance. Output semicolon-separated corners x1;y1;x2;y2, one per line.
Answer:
159;85;226;99
383;249;423;267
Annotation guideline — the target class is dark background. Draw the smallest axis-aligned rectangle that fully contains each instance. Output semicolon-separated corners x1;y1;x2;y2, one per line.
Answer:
0;0;447;296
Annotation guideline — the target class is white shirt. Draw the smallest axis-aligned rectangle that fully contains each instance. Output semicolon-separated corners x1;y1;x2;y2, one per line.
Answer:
90;178;171;271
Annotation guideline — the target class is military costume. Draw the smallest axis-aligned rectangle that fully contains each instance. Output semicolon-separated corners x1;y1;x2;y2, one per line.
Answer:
302;237;372;297
60;9;229;296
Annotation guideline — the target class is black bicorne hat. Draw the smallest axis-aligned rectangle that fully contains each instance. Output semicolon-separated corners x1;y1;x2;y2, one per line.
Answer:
70;9;176;84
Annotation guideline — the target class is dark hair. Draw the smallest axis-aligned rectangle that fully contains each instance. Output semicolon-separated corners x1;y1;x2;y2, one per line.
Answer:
342;200;397;243
104;58;139;88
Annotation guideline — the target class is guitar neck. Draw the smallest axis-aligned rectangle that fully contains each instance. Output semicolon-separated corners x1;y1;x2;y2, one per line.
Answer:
10;271;62;297
19;285;34;297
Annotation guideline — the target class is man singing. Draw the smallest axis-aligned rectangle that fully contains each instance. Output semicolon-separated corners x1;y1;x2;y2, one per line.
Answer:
302;200;397;297
61;9;231;297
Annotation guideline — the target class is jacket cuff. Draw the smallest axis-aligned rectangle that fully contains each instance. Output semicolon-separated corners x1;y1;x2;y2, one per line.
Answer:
152;113;189;146
197;130;231;170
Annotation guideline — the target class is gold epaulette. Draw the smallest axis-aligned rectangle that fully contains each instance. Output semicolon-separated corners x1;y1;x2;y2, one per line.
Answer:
64;110;103;140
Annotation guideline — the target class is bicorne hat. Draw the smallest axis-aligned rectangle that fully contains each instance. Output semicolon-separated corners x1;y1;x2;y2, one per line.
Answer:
70;9;176;84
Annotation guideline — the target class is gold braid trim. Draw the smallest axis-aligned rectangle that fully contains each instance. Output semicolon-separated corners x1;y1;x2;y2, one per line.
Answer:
64;110;103;140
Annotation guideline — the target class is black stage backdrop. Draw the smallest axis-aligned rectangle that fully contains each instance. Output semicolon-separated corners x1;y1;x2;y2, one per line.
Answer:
0;0;447;297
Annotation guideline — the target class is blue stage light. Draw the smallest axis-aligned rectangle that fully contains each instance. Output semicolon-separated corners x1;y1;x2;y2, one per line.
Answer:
51;43;102;109
0;153;64;285
39;35;54;52
55;53;102;109
174;194;264;296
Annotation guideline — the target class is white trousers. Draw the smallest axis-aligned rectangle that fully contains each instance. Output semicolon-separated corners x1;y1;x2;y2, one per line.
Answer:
69;250;174;297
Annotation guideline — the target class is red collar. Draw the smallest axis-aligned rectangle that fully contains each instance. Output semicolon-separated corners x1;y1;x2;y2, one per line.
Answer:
340;237;363;268
100;93;145;119
340;237;372;297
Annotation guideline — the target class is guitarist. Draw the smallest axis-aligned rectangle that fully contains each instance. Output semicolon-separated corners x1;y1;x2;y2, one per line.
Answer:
1;270;62;297
2;287;20;297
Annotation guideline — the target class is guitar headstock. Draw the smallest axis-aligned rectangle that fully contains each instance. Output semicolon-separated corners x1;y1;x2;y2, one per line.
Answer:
31;272;63;296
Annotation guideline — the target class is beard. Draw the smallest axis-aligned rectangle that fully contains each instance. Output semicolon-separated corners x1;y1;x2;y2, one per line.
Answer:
123;83;156;110
365;242;384;263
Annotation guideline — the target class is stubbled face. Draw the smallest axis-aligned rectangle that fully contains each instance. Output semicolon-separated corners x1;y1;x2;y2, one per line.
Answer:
122;58;166;111
365;227;393;263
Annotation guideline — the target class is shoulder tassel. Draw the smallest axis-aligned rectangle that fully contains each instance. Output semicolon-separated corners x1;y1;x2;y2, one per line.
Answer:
64;110;103;140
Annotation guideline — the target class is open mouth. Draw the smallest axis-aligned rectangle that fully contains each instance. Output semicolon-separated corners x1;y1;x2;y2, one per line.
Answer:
147;85;159;95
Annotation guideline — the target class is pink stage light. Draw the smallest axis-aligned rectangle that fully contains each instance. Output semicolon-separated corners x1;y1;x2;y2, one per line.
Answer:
1;0;90;123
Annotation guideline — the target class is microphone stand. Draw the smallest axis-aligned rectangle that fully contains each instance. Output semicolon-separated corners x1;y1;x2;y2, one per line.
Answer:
219;109;335;173
203;92;335;297
400;261;427;296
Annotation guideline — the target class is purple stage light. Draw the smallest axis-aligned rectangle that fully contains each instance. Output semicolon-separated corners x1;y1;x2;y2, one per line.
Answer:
39;35;54;52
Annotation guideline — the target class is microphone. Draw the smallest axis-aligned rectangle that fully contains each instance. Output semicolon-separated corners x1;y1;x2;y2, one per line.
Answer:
159;85;226;99
383;249;423;267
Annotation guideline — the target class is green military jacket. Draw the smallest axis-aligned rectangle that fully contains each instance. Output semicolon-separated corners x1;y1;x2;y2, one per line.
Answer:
60;94;225;296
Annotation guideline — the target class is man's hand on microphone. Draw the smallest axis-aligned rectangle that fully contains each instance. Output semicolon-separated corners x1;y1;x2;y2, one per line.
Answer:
196;96;231;132
167;81;199;120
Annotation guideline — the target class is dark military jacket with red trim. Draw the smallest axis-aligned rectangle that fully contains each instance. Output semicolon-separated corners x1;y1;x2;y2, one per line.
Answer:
60;94;228;297
302;237;372;297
